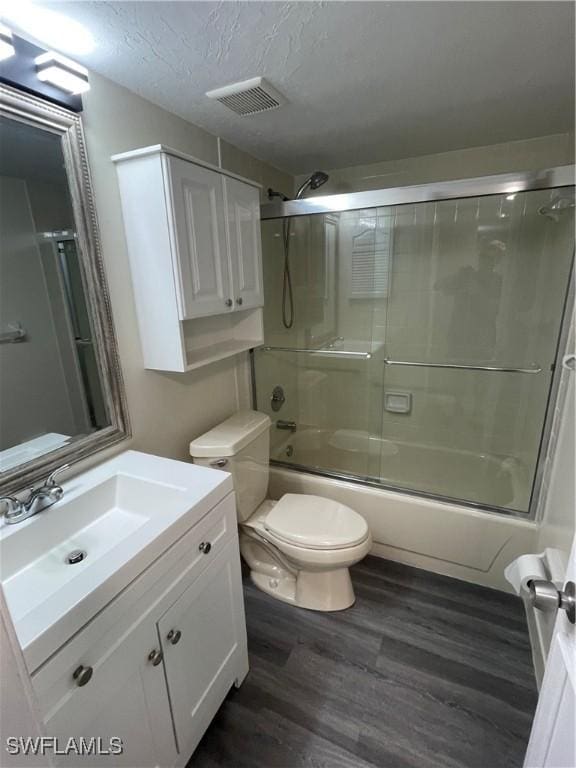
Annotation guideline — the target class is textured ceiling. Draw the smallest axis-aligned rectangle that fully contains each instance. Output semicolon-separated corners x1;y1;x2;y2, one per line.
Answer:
36;1;575;174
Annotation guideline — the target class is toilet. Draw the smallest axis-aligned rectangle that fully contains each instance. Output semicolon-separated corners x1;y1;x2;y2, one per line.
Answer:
190;411;372;611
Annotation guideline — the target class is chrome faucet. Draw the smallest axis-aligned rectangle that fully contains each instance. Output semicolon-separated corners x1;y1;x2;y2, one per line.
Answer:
1;464;69;525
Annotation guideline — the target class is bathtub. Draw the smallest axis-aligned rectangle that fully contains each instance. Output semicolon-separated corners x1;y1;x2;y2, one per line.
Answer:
269;427;536;591
272;426;528;512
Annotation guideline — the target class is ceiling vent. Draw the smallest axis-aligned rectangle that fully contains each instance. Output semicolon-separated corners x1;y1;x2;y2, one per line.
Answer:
206;77;286;116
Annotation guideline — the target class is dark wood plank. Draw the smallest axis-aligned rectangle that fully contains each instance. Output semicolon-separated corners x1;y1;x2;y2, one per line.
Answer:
189;555;537;768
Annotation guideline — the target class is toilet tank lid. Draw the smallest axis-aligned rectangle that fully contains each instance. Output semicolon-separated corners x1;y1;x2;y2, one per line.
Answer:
189;411;271;458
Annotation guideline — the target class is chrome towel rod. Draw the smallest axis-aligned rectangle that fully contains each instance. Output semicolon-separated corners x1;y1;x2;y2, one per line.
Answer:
384;358;542;374
263;345;372;359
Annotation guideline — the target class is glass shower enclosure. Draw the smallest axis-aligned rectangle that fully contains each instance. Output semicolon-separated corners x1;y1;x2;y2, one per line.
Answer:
251;168;575;516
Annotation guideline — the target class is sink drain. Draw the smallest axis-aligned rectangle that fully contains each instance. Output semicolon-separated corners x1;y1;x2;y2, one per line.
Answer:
65;549;87;565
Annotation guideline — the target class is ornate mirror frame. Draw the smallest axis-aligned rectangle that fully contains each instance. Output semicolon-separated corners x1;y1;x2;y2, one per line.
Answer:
0;83;130;494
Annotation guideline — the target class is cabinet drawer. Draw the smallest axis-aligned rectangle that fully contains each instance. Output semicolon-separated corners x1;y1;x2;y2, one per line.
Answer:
32;492;237;717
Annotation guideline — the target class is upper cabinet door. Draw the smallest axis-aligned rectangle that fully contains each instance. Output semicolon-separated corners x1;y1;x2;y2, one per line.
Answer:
165;155;232;319
225;177;264;311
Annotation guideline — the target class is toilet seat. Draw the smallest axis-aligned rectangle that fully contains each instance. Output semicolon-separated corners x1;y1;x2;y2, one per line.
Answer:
263;494;369;550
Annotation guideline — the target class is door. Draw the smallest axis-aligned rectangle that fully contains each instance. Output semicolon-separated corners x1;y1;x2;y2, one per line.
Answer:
158;542;247;758
225;176;263;311
43;613;177;767
524;536;575;768
165;155;232;319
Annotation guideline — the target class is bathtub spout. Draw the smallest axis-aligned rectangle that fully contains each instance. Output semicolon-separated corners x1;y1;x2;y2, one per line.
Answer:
277;420;297;432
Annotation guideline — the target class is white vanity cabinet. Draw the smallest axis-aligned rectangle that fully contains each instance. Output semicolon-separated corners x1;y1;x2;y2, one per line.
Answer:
39;610;177;768
30;490;249;768
113;145;264;372
158;541;246;755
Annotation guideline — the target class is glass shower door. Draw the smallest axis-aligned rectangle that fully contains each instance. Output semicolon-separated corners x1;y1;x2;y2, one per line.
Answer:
378;189;574;512
254;183;574;515
255;209;385;479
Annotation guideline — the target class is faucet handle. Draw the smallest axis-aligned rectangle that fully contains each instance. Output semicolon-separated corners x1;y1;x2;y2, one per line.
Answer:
45;464;70;488
1;497;22;519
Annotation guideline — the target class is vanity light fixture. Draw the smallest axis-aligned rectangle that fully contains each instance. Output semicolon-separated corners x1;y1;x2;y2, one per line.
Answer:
0;23;15;61
35;51;89;94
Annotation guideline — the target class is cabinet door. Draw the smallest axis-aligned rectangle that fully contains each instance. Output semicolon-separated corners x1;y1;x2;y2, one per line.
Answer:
43;614;177;768
158;542;248;759
225;177;264;310
165;155;232;319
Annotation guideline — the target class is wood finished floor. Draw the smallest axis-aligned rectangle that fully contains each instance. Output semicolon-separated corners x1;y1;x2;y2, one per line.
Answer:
190;556;537;768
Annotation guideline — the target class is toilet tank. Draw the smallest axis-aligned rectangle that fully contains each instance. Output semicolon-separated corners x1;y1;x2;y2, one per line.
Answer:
189;411;271;523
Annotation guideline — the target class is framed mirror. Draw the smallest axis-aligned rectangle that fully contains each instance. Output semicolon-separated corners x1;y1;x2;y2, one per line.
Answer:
0;83;129;494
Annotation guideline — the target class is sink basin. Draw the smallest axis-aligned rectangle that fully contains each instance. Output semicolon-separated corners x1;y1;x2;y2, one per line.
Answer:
0;451;233;670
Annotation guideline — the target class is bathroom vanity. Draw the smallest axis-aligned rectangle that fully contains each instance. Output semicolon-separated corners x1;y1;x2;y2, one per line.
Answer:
0;451;248;767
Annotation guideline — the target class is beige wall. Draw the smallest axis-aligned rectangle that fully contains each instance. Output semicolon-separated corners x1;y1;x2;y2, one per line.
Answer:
297;133;575;194
75;71;292;470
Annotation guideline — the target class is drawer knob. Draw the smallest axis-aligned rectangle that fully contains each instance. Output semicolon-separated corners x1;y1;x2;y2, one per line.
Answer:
236;297;243;306
199;541;212;554
225;298;233;308
167;629;182;645
148;649;163;666
73;665;93;687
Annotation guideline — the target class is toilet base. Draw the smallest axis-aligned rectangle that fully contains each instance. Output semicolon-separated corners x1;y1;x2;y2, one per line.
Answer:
239;515;363;612
249;566;356;612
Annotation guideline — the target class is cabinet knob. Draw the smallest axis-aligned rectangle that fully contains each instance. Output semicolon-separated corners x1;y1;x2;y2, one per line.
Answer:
225;298;233;308
199;541;212;554
167;629;182;645
148;649;164;666
236;297;243;306
73;665;93;687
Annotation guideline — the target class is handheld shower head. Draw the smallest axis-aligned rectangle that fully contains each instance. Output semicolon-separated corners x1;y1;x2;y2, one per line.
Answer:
309;171;329;190
295;170;329;199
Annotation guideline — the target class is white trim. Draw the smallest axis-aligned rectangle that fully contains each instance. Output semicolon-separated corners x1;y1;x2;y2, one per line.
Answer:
111;144;262;190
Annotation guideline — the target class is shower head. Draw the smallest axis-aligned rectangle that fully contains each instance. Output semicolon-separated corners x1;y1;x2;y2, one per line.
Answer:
538;195;575;221
295;170;329;199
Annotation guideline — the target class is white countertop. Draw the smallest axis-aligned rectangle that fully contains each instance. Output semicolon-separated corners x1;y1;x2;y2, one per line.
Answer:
0;450;233;671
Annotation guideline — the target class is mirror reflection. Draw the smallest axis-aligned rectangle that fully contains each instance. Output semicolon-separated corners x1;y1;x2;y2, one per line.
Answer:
0;116;110;472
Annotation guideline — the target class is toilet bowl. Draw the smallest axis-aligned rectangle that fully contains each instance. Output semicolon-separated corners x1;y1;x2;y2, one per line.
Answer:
190;411;371;611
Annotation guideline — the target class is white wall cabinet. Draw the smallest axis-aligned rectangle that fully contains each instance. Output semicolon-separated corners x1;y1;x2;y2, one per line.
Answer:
225;176;263;312
32;493;249;768
166;155;232;320
113;145;264;372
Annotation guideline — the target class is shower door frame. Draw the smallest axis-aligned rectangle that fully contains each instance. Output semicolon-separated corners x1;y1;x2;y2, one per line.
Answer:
254;165;576;520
